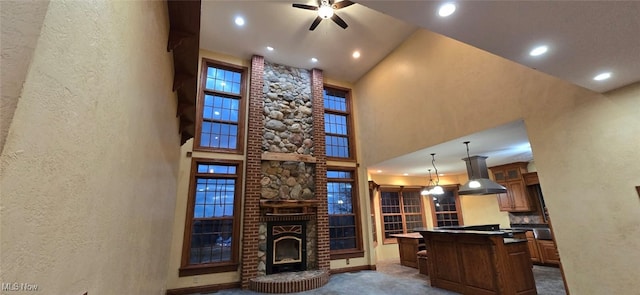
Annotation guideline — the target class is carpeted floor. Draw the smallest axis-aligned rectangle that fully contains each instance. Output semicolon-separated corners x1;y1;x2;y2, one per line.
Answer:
200;259;566;295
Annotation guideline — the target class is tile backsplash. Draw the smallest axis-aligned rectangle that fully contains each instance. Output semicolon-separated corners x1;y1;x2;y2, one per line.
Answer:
509;212;544;224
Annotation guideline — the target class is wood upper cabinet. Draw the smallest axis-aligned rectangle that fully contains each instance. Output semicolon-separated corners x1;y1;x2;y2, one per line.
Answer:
523;172;540;186
490;162;534;212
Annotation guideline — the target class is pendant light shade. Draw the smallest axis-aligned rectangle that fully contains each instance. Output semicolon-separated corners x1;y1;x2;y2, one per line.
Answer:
421;169;434;195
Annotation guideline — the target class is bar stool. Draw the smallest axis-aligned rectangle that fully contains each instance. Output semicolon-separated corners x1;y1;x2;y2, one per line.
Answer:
417;250;428;275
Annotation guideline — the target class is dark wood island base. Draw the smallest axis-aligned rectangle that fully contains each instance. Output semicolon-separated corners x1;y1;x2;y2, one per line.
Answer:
416;229;537;295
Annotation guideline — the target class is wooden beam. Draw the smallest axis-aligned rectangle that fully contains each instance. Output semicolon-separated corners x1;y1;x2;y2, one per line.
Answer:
167;0;200;144
179;115;194;133
176;98;194;117
173;71;194;92
167;29;194;52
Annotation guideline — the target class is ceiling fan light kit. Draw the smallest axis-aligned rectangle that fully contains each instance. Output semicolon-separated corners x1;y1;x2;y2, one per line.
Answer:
293;0;355;31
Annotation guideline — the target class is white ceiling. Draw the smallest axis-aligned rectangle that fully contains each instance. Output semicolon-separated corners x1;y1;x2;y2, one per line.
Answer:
368;120;533;177
199;0;640;177
200;1;417;83
359;0;640;93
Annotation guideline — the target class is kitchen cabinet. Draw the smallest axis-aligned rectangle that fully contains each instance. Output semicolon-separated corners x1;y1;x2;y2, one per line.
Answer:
523;172;539;186
525;231;541;263
523;230;559;266
490;162;534;212
537;240;560;265
416;229;537;295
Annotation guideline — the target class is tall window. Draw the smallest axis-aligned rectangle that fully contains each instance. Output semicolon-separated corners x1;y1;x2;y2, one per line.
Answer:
327;168;363;259
196;59;246;153
324;86;354;160
380;187;425;243
430;186;463;227
180;159;242;276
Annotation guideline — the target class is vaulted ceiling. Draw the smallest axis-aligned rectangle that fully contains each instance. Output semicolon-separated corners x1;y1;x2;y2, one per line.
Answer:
199;0;640;176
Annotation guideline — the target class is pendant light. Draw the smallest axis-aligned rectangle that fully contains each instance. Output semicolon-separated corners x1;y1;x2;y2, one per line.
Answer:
430;153;444;195
421;169;435;195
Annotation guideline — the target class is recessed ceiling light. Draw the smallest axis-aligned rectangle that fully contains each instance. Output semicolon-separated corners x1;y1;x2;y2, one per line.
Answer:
403;173;409;176
311;57;318;63
529;45;548;56
352;51;361;59
376;170;382;173
438;3;456;17
593;72;612;81
266;46;274;51
234;16;245;26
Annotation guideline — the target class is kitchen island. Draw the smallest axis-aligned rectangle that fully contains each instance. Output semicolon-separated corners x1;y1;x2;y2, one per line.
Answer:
416;228;537;295
390;232;424;268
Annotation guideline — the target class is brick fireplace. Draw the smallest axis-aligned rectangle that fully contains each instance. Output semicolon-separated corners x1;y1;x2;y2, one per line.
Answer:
241;56;330;292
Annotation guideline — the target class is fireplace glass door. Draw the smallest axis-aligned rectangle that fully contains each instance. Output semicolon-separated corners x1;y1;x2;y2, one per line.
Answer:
267;221;306;274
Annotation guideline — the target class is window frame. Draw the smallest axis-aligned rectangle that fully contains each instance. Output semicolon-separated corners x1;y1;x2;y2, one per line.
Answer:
179;158;243;276
429;185;464;228
379;186;426;244
327;166;364;260
323;84;356;162
194;58;247;154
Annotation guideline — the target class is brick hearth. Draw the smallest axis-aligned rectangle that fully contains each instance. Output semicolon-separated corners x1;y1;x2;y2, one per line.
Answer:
249;270;329;293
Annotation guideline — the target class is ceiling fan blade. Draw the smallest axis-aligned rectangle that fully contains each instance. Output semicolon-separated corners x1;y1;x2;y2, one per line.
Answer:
292;3;318;11
330;14;348;29
333;0;354;10
309;16;323;31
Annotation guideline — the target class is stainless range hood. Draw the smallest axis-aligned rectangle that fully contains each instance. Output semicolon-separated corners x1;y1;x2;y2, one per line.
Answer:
459;155;507;195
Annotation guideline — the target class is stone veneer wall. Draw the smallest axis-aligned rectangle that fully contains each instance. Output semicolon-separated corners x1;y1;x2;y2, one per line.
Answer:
263;63;314;154
257;159;318;277
261;161;315;200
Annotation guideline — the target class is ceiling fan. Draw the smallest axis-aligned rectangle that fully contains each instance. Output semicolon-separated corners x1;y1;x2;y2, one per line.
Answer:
292;0;355;31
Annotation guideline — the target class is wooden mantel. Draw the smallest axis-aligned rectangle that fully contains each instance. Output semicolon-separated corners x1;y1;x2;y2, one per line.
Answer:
261;152;317;163
260;199;321;216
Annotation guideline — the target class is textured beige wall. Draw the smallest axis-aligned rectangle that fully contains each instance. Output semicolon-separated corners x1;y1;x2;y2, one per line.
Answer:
355;29;640;293
369;174;509;260
0;1;179;294
0;0;50;153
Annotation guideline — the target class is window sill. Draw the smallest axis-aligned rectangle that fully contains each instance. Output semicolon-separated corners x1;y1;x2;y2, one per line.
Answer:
330;250;365;260
192;146;244;155
326;156;357;163
179;263;239;277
